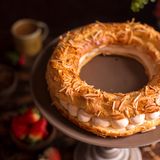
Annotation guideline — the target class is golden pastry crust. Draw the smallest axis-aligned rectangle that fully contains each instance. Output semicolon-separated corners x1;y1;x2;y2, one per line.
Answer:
46;21;160;137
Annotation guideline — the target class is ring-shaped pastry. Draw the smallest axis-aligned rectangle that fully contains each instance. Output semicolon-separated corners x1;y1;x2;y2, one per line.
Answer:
46;21;160;137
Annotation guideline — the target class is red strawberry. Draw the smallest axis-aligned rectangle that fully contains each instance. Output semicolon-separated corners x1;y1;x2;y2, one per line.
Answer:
28;118;48;142
13;115;28;124
23;107;41;124
18;54;25;66
11;116;29;140
44;147;61;160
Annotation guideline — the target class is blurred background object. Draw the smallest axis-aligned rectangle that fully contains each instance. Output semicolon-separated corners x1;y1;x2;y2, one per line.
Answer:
131;0;156;12
0;0;157;59
11;19;49;57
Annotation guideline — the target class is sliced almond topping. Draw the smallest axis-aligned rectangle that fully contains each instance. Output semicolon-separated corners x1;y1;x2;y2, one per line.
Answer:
145;104;159;113
156;95;160;105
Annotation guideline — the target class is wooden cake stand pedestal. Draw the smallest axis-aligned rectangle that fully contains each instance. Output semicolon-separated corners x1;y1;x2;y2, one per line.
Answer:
31;39;160;160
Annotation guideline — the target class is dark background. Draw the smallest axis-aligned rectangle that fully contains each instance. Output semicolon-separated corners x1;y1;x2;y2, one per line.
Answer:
0;2;159;159
0;0;158;53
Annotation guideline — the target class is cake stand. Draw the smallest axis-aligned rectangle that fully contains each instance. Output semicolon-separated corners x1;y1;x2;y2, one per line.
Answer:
31;38;160;160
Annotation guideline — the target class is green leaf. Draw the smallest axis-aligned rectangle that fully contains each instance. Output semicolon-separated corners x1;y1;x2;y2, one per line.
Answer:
131;0;156;12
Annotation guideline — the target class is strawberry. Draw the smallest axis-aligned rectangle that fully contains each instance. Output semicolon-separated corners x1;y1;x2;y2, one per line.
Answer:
44;147;61;160
28;118;48;142
18;54;25;66
11;116;29;140
22;107;41;124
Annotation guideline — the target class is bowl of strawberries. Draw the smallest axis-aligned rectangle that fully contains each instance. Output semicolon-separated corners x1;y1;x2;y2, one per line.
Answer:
11;106;57;151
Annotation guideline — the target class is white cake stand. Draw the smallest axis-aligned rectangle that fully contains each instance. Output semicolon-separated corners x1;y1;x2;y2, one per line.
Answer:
31;38;160;160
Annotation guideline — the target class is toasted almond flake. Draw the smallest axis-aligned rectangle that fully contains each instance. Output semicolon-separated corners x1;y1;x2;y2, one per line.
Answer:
145;104;159;113
118;95;129;111
132;35;144;45
112;101;116;112
132;93;141;112
144;86;149;96
84;93;99;97
92;30;103;40
134;93;141;103
97;111;102;117
59;87;66;92
149;85;158;92
156;95;160;105
118;100;126;111
105;33;117;40
124;109;130;117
